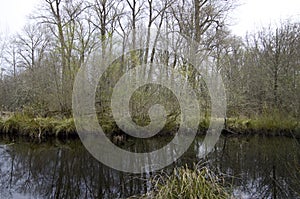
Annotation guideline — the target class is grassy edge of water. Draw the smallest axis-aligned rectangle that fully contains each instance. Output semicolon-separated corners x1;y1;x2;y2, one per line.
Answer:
225;116;300;138
0;113;299;139
0;114;77;139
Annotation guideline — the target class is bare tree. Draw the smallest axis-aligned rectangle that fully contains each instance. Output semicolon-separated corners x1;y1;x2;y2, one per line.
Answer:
35;0;85;114
3;38;20;78
16;24;50;70
89;0;119;59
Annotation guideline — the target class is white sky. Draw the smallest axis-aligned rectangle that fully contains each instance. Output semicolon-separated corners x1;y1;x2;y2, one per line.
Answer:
0;0;40;35
0;0;300;37
230;0;300;36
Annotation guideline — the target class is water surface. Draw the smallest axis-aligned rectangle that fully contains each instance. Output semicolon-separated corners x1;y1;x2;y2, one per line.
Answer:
0;135;299;198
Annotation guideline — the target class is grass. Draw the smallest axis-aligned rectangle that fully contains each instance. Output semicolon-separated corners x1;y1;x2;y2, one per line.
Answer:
0;111;298;139
143;164;231;199
0;113;77;138
226;114;299;137
53;117;76;137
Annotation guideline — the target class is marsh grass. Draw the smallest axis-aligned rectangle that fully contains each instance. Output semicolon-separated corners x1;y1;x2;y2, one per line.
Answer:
0;114;77;138
146;165;231;199
0;111;298;139
226;113;299;137
2;114;37;135
54;118;76;137
198;117;210;132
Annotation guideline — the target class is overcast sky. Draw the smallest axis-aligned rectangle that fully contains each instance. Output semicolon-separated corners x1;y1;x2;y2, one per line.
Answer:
0;0;300;37
230;0;300;36
0;0;39;35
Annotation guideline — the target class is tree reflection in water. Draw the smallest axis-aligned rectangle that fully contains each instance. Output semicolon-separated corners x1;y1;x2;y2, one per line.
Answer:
207;135;300;198
0;138;150;199
0;135;299;199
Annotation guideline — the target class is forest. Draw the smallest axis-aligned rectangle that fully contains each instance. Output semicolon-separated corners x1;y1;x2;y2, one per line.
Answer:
0;0;299;138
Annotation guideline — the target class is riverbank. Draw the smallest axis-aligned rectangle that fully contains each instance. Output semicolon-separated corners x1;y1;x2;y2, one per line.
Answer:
0;114;77;139
224;116;299;138
0;113;299;139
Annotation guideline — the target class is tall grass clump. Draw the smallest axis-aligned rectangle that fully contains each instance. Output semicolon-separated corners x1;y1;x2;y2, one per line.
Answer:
54;118;76;137
0;113;77;138
198;117;210;132
149;165;231;199
2;113;38;136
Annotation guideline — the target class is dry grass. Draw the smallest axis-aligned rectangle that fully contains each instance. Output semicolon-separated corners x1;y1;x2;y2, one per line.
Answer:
0;113;77;138
145;165;232;199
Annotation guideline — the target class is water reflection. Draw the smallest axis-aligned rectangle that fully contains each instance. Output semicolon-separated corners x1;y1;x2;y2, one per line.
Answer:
0;135;299;199
210;136;300;198
0;137;149;199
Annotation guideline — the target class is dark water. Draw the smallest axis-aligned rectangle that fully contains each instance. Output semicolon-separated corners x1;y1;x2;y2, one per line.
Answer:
0;135;299;199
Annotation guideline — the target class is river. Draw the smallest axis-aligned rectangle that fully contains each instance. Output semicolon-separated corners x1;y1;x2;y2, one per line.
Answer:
0;135;299;198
